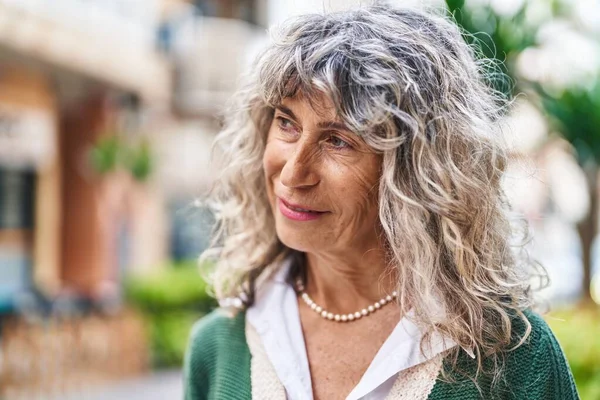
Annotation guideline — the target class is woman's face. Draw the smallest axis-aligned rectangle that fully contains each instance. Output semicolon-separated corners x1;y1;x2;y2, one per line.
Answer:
263;93;383;255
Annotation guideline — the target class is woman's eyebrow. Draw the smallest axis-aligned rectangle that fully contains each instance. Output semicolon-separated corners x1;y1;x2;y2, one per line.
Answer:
316;121;350;131
275;105;299;121
275;105;349;132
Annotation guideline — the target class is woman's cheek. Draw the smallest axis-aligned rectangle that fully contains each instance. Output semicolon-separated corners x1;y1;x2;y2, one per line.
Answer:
263;143;276;175
263;140;287;182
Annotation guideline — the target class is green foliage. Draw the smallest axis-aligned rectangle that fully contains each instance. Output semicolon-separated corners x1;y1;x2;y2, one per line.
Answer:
547;308;600;400
538;80;600;166
89;135;156;183
445;0;540;99
148;311;203;368
125;262;215;312
89;135;121;175
123;139;154;182
125;262;216;312
124;262;217;368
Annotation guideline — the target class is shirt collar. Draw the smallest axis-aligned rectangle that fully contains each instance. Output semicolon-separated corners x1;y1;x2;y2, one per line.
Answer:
272;256;292;284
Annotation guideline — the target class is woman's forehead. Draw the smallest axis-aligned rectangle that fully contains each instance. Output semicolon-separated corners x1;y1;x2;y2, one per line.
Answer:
276;92;346;126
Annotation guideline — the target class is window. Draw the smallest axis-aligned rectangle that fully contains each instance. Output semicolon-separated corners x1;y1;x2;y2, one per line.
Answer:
0;167;35;312
195;0;258;24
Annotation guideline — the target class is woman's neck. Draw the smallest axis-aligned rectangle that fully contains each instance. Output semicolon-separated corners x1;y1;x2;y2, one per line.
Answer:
300;247;397;314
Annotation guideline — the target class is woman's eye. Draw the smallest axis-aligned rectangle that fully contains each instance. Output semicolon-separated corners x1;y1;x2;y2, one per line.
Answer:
276;116;295;131
327;135;351;149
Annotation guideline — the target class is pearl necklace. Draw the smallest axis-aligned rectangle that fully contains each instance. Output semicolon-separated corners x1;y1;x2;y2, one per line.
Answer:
295;278;397;322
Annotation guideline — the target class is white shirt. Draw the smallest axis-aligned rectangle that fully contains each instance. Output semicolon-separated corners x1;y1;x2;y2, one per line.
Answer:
246;257;473;400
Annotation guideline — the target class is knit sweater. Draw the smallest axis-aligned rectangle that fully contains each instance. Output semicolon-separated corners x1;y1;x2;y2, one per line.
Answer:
183;308;580;400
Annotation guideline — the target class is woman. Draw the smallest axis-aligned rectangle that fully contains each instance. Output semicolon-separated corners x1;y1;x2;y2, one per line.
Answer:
184;5;579;400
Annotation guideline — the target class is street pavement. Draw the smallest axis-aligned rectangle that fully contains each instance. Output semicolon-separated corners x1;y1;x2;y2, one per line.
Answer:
56;370;183;400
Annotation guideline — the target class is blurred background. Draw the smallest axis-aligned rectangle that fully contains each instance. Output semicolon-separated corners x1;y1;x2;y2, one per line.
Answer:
0;0;598;399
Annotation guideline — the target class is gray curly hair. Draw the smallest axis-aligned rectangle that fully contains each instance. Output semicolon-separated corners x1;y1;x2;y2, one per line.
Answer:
201;3;544;382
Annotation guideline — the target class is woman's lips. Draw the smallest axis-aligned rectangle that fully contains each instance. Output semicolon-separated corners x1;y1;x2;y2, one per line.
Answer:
277;198;326;221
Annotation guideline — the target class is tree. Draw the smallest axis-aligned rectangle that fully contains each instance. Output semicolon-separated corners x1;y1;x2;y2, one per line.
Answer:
537;82;600;304
447;0;599;303
445;0;539;99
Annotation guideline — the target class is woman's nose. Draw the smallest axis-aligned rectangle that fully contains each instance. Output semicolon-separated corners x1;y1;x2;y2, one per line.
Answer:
279;140;320;189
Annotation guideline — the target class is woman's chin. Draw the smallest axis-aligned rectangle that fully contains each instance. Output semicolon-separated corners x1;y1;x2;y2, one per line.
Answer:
276;228;321;253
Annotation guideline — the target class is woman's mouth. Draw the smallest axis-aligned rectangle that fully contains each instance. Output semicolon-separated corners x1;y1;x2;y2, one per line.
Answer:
277;198;326;221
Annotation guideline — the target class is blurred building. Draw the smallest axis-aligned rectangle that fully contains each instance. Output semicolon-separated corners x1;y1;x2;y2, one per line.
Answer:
0;0;170;312
155;0;266;262
0;0;172;396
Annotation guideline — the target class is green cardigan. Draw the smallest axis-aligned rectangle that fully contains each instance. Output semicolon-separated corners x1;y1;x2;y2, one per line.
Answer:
183;308;579;399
